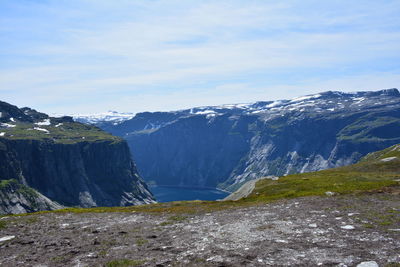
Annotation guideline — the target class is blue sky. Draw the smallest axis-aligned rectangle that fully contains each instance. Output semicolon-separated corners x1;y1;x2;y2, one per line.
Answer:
1;0;400;114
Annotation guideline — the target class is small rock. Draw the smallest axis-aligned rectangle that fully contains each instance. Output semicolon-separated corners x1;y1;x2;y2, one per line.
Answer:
341;225;355;230
0;236;15;242
308;223;317;228
325;191;335;196
356;261;379;267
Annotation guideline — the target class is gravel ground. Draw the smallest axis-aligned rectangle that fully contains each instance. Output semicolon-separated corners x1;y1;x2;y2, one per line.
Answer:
0;192;399;267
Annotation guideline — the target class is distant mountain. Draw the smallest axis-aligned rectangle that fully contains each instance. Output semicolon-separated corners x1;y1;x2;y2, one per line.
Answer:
72;111;135;125
83;88;400;192
0;101;154;214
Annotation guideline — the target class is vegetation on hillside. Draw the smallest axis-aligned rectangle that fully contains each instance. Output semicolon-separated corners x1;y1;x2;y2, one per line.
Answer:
0;122;120;144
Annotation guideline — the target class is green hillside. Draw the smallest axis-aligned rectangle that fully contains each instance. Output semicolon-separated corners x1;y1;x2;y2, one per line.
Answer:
246;144;400;203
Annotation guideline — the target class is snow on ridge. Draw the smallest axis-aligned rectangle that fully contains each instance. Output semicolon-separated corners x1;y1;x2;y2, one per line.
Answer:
290;94;322;103
71;111;135;124
35;119;51;126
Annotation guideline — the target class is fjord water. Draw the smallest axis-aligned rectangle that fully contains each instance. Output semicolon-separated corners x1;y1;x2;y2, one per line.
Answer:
149;185;229;202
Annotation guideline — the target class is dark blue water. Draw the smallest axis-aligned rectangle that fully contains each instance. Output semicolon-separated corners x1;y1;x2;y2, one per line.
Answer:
149;185;229;202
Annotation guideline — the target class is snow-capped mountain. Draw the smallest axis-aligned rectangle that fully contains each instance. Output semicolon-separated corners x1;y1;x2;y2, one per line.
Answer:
71;111;135;125
78;88;399;127
82;88;400;191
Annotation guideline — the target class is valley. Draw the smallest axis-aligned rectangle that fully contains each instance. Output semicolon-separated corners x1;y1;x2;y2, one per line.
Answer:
77;88;400;194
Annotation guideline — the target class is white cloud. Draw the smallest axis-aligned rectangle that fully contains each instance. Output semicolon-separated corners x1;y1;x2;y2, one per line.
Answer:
0;0;399;113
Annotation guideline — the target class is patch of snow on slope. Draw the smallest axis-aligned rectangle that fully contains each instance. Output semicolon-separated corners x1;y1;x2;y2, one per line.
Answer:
380;157;397;162
1;123;16;128
35;119;51;126
34;127;50;134
266;100;284;108
0;132;5;136
290;94;322;103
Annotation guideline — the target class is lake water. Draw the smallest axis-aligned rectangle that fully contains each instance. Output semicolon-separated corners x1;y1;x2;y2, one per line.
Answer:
149;185;229;202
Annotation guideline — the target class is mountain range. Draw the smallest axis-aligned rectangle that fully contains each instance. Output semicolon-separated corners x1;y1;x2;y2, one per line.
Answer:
75;88;400;191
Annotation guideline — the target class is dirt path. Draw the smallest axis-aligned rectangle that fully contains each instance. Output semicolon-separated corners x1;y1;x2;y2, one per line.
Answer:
0;193;399;266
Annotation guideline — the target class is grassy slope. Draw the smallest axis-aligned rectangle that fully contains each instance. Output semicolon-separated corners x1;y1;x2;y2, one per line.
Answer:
0;121;120;144
246;143;400;202
11;144;400;216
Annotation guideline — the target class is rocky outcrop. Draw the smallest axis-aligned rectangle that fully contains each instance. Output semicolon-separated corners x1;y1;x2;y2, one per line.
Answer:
0;101;155;214
0;179;62;214
82;89;400;192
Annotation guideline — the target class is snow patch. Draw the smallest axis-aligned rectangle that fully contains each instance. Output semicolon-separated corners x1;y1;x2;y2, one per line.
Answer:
1;123;16;128
34;127;50;134
35;119;51;126
0;236;15;242
0;132;5;136
55;123;63;127
340;225;355;230
290;94;321;103
380;156;397;162
356;261;378;267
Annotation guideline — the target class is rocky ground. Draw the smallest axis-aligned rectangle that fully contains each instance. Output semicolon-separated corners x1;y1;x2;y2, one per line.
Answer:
0;192;399;267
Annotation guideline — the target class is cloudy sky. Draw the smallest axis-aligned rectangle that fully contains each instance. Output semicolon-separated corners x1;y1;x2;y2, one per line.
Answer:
1;0;399;114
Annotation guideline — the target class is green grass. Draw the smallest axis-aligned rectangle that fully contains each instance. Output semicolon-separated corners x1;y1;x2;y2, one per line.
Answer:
105;259;144;267
159;215;187;226
135;238;148;246
0;221;6;229
0;121;120;144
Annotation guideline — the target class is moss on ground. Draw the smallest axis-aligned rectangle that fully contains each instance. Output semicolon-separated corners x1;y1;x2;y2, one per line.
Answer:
105;259;145;267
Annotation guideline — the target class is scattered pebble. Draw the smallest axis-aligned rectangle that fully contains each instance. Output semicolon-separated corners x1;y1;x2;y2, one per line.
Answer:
348;213;359;216
341;225;355;230
356;261;379;267
0;236;15;242
308;223;317;228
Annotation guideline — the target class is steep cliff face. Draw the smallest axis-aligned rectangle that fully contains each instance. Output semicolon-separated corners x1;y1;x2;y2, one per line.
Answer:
81;88;400;191
0;101;154;214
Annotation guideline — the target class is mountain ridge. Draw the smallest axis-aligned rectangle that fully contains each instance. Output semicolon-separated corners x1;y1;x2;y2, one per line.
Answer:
72;88;400;192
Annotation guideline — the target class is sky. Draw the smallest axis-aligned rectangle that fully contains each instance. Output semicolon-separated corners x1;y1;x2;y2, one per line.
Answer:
0;0;400;115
